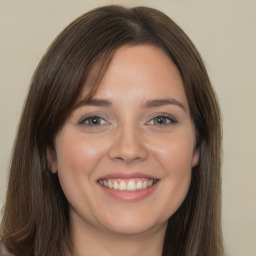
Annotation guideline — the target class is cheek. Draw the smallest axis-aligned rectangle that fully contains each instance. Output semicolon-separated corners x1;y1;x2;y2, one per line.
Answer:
55;133;109;200
152;131;196;176
55;133;110;214
150;132;195;218
56;134;105;175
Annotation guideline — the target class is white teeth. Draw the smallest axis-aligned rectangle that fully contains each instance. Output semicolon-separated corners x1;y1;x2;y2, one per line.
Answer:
99;178;158;191
142;180;148;189
148;180;153;186
113;180;119;190
136;180;142;190
127;180;136;191
107;180;113;189
119;181;127;191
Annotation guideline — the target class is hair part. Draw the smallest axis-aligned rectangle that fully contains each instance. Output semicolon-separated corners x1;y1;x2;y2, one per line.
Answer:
0;5;223;256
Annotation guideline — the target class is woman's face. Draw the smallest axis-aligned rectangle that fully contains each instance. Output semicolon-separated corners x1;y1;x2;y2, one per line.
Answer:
50;45;199;235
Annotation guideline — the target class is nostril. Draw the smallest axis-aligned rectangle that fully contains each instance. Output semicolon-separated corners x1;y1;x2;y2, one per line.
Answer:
115;156;124;161
108;131;148;162
108;145;148;163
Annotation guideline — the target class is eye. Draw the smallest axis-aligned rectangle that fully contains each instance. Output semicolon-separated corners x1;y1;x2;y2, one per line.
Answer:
147;115;177;126
79;116;107;126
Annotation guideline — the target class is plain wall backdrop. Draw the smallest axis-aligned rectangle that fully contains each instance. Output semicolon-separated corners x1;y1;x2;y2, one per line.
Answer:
0;1;255;255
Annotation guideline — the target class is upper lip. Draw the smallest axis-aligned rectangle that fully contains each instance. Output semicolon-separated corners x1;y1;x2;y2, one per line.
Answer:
98;172;159;180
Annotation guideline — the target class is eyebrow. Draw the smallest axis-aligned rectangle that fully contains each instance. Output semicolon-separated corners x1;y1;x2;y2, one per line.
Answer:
74;98;185;110
143;98;185;110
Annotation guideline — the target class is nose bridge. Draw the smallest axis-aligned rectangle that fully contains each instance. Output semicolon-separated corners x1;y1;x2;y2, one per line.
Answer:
108;122;148;163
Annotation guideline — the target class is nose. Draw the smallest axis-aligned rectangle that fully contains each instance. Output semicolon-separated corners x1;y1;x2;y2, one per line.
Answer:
108;126;148;163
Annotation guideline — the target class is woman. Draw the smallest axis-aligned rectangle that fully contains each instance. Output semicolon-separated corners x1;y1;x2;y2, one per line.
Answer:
0;5;223;256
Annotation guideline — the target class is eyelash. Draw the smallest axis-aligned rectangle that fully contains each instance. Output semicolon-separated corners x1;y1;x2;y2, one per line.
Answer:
79;115;108;127
146;114;177;126
79;113;177;127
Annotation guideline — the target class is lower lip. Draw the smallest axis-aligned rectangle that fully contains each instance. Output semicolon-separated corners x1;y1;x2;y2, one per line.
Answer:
98;182;159;202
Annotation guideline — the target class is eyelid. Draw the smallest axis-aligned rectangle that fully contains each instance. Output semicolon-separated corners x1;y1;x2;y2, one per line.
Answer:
146;113;177;125
78;113;109;126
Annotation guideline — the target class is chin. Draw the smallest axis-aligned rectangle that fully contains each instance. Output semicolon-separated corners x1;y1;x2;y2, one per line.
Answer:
95;208;169;236
104;220;165;236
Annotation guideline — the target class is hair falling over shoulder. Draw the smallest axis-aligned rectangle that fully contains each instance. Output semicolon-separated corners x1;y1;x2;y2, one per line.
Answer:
0;5;223;256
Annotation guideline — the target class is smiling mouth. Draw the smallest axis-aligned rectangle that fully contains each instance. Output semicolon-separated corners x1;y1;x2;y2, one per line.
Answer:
98;178;159;191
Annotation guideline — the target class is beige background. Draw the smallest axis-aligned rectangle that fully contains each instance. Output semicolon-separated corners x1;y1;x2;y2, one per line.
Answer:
0;1;255;255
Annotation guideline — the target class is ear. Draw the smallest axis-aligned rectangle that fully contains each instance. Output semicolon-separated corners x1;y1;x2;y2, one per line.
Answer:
192;147;200;167
47;146;58;173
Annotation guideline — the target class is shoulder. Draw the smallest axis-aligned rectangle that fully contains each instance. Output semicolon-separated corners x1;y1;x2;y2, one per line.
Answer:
0;240;14;256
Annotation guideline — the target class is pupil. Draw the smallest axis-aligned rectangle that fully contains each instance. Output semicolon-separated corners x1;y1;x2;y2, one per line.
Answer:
91;117;99;125
157;117;164;124
154;117;166;125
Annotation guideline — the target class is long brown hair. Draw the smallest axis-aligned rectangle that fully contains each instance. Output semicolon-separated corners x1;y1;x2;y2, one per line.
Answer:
0;5;223;256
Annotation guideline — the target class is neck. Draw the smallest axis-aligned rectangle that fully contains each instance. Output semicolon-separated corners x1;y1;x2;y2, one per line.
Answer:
70;218;167;256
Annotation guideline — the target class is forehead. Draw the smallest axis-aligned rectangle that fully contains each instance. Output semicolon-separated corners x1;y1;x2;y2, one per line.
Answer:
80;44;188;109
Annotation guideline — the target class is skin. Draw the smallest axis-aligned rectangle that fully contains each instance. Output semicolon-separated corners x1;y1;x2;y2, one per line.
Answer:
49;44;199;256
